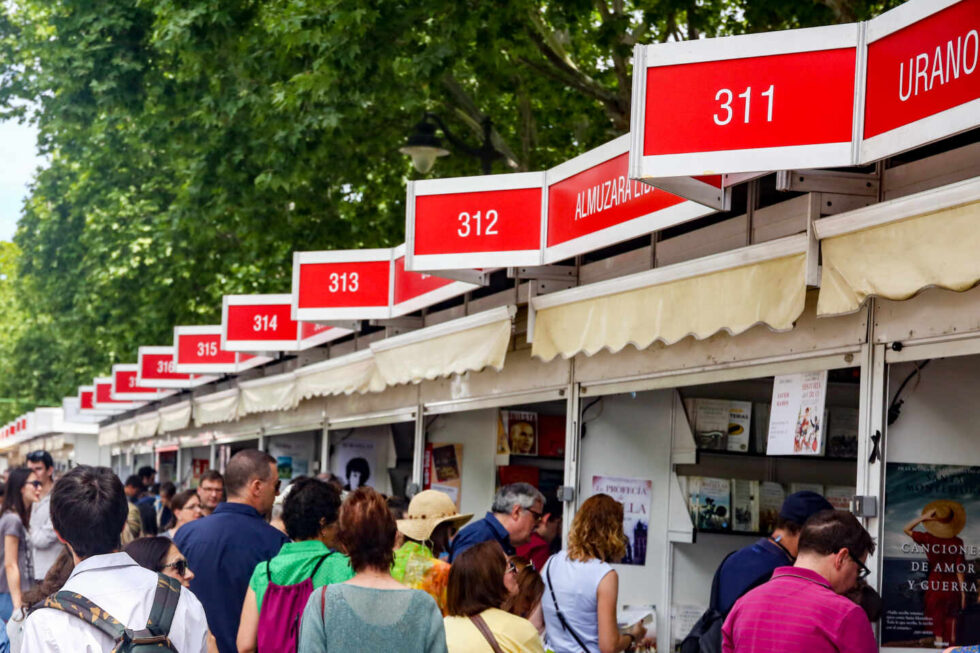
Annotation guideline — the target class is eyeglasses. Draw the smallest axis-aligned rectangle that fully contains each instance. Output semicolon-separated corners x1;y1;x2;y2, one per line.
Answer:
163;559;189;577
524;507;543;524
27;480;42;489
848;550;871;580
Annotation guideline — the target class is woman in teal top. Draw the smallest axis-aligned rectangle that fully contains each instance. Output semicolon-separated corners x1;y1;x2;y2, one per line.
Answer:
299;487;447;652
237;477;354;652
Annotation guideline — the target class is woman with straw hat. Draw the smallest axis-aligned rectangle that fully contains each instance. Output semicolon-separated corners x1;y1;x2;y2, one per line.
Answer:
904;499;969;648
393;490;472;615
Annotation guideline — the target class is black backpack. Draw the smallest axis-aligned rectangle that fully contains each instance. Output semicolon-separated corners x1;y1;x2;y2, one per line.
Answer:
680;552;772;653
42;573;182;652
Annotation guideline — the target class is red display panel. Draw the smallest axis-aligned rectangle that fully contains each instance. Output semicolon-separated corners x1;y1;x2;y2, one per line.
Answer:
226;302;298;342
393;256;455;305
80;390;95;410
177;332;237;366
861;0;980;161
644;50;856;156
407;172;545;270
113;368;158;395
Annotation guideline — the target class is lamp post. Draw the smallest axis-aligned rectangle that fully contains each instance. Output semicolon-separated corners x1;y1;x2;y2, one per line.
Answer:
400;112;503;175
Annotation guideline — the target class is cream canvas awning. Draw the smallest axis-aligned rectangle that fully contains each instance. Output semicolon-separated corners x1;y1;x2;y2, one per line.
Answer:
531;235;809;361
117;419;138;443
158;402;192;433
194;388;241;427
136;412;160;439
239;372;299;416
98;424;120;447
295;350;385;400
370;306;516;386
816;178;980;316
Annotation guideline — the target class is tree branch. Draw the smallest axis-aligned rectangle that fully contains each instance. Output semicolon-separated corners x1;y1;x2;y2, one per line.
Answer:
440;73;522;170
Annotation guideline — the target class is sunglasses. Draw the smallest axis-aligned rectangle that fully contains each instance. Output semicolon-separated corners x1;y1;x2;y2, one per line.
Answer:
506;561;518;575
27;480;42;489
163;559;189;577
848;550;871;580
26;451;49;463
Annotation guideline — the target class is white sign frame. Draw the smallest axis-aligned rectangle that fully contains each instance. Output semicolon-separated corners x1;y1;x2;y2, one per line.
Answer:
221;293;351;352
629;22;865;178
93;377;145;411
173;325;272;374
291;248;394;322
406;171;547;271
859;0;980;164
136;346;216;389
110;364;174;401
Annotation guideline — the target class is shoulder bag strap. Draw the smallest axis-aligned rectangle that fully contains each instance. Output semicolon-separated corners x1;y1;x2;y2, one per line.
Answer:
309;551;334;579
145;573;183;636
544;558;590;653
320;584;329;622
43;591;128;642
469;614;506;653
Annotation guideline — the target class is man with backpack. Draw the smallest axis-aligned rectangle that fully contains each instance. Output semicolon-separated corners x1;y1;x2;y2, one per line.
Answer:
21;465;209;652
681;491;833;653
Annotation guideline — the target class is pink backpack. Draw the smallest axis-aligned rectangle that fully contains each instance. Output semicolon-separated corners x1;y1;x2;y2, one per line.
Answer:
256;552;334;652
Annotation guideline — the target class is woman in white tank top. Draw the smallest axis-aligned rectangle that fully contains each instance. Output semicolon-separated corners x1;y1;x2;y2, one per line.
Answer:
541;494;648;653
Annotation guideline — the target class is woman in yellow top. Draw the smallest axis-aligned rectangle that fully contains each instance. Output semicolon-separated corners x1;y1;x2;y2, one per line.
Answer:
444;541;545;653
392;490;472;615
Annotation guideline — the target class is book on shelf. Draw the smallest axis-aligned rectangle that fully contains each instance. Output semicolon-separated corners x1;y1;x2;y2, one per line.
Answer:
684;398;753;452
688;476;731;531
685;398;729;450
789;482;825;496
752;403;770;454
825;485;856;511
728;401;752;452
731;479;760;532
759;482;785;533
827;407;859;458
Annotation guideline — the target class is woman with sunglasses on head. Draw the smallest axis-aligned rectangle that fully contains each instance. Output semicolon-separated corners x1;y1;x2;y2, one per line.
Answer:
162;489;204;539
443;541;544;653
123;536;196;588
393;490;472;615
0;467;41;621
123;536;219;652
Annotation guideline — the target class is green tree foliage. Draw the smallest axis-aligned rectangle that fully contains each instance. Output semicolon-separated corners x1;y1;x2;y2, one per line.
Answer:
0;0;902;410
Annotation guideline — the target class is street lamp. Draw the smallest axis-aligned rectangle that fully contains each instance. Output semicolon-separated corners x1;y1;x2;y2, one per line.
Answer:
401;112;503;175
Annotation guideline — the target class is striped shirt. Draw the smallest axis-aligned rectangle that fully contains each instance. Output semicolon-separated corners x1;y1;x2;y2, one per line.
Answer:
722;566;877;653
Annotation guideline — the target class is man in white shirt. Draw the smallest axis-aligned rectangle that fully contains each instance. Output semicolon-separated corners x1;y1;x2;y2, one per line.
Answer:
22;465;209;652
26;450;60;582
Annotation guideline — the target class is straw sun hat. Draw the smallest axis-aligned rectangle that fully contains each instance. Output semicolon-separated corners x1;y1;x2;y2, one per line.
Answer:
922;499;967;539
397;490;473;542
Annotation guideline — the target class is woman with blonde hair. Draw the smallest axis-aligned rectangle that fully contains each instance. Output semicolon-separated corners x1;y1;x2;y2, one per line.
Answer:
540;494;648;653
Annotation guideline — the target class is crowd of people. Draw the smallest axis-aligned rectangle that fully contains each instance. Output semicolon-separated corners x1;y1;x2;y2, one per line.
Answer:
0;449;967;652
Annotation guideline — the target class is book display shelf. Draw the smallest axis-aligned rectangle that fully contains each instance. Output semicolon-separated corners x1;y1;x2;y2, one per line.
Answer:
495;400;567;502
675;370;859;538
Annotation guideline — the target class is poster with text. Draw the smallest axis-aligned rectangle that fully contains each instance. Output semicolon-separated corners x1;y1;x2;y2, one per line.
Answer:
428;443;463;510
334;439;377;491
882;463;980;649
766;371;828;456
592;475;652;565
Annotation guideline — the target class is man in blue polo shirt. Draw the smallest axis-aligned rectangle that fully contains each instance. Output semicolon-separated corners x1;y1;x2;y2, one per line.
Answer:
175;450;288;653
449;482;545;562
714;490;834;614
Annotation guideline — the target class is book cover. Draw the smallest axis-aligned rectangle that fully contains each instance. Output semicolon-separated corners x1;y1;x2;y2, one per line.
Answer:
759;482;785;533
727;401;752;452
732;479;760;532
691;398;730;450
695;477;731;531
767;371;828;456
538;414;565;457
825;485;855;511
685;476;701;525
828;407;859;458
752;403;770;454
503;410;538;455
